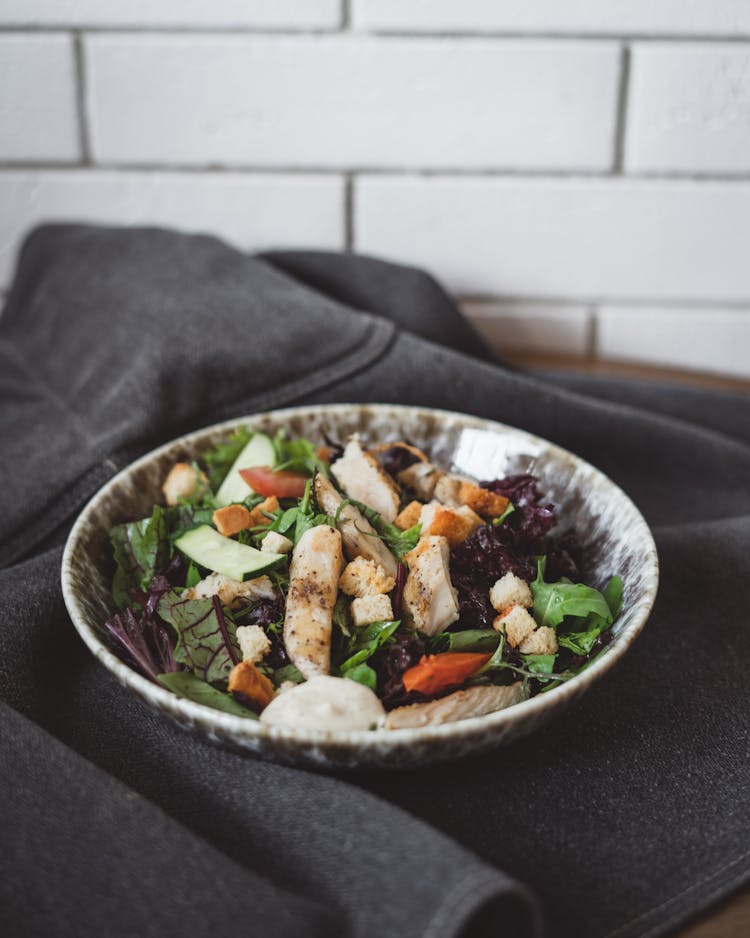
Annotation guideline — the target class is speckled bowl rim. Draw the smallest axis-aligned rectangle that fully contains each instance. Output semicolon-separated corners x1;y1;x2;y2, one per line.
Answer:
62;403;659;756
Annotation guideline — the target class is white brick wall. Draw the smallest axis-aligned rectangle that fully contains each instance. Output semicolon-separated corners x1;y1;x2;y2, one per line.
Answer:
2;4;750;379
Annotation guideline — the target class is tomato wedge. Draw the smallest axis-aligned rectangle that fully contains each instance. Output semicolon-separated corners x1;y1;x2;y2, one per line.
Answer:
239;465;308;499
402;652;492;696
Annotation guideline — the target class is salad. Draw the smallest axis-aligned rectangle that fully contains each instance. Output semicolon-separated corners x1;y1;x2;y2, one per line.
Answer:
104;428;623;732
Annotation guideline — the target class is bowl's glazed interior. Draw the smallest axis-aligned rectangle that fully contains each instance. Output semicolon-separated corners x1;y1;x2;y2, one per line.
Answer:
62;404;658;770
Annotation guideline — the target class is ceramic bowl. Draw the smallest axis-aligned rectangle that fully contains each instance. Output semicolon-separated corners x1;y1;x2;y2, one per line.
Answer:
61;404;658;770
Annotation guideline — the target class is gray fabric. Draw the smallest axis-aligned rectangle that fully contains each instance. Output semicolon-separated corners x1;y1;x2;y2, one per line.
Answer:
1;225;749;938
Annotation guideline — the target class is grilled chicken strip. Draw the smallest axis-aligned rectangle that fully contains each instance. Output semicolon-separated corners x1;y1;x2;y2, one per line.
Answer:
314;473;398;578
330;435;401;523
283;524;343;679
385;682;525;729
402;535;460;636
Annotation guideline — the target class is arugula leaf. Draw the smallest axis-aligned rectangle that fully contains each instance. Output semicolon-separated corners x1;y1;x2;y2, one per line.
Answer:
157;590;240;684
164;502;215;544
110;506;169;608
603;576;624;618
272;664;305;687
273;430;329;477
347;498;421;560
202;427;252;490
521;653;556;676
492;501;515;526
531;557;613;630
158;672;257;718
429;629;501;654
343;663;378;691
338;620;400;673
557;627;603;656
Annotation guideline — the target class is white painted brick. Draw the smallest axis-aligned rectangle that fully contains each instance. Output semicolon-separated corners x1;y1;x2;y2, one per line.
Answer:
0;1;341;29
354;1;750;36
597;305;750;379
0;171;344;286
461;301;590;357
355;176;750;302
0;35;79;161
626;44;750;174
85;35;619;171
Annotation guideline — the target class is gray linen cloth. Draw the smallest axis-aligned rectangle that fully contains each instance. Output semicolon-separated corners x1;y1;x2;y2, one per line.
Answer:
1;225;748;938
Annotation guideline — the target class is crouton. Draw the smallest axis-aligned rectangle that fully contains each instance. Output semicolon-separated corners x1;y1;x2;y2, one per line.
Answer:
261;530;294;554
419;502;483;547
339;557;395;597
351;593;394;627
397;462;443;500
246;496;280;528
184;573;277;607
493;605;537;648
212;504;253;537
162;462;208;506
395;500;423;531
236;624;272;664
228;661;275;712
489;572;533;612
458;481;510;520
315;445;333;464
519;626;558;656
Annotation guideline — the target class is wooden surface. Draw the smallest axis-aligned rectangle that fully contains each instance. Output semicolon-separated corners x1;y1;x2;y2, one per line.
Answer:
515;355;750;937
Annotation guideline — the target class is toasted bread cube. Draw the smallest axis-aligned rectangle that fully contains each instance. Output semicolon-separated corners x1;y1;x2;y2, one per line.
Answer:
236;624;272;664
395;500;423;531
212;504;253;537
261;530;294;554
351;594;394;627
162;462;208;506
489;572;533;612
397;462;443;500
339;557;396;597
519;626;558;656
419;502;483;547
228;661;275;712
493;605;537;648
458;481;509;520
246;496;280;528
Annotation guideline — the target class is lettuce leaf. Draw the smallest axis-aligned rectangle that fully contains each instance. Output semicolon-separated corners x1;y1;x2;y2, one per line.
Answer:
110;506;169;608
157;590;240;684
158;672;257;718
337;620;401;673
531;557;613;629
343;663;378;691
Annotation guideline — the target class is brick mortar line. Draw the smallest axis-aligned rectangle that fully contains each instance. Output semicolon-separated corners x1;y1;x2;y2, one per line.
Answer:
3;164;750;182
612;45;631;174
3;26;750;42
72;32;92;165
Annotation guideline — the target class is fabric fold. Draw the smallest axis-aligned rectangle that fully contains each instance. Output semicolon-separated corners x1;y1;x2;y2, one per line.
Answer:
1;224;748;938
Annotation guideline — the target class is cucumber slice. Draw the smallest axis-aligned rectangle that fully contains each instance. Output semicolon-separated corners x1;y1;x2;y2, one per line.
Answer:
175;525;283;581
214;432;276;506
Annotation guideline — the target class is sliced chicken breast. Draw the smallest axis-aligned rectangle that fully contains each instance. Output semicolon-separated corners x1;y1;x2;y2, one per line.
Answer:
184;572;276;607
385;682;525;729
314;473;398;578
402;535;460;636
330;435;401;523
283;524;343;679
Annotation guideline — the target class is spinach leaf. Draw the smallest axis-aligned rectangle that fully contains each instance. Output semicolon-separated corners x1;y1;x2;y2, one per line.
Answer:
521;653;557;676
158;672;257;719
110;506;170;608
603;576;624;618
531;558;614;629
347;498;421;560
343;663;378;691
202;427;252;491
430;629;501;654
157;590;240;684
557;627;603;656
164;502;215;543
